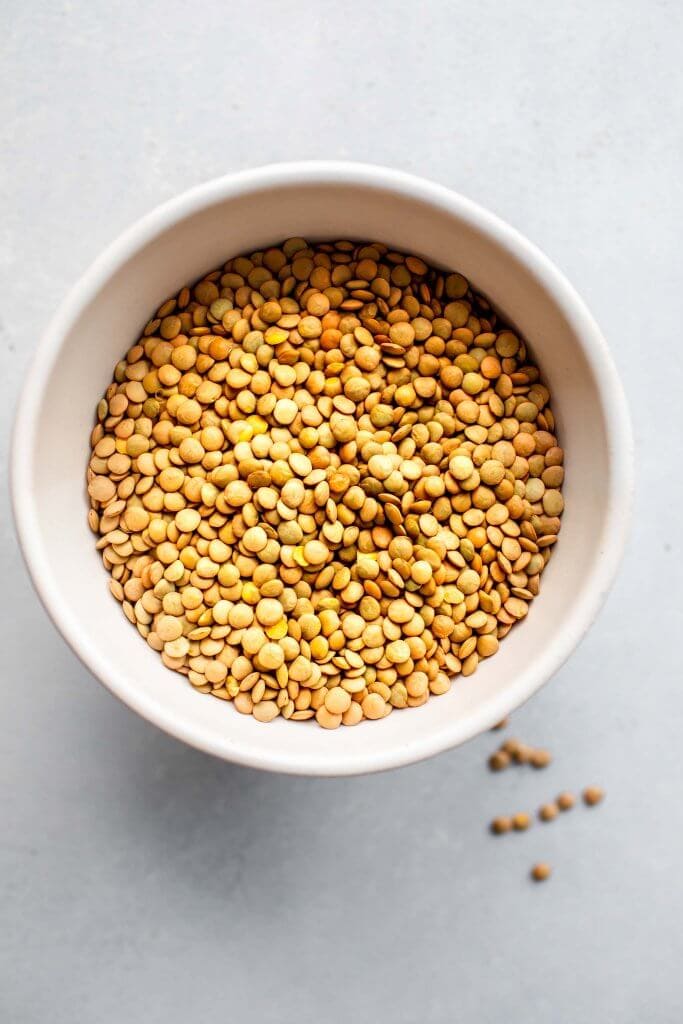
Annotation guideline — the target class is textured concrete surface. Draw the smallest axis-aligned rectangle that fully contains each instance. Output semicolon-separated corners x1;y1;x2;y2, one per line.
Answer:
1;1;682;1021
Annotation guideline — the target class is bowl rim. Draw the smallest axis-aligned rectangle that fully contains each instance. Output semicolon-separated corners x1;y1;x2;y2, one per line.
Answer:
10;160;634;775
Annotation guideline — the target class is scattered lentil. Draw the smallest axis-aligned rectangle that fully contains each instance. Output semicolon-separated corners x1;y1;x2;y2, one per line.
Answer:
539;802;559;822
489;750;511;772
530;748;553;769
531;862;552;882
488;724;604;886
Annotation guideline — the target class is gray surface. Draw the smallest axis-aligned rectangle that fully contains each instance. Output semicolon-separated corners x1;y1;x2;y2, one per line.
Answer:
1;1;682;1021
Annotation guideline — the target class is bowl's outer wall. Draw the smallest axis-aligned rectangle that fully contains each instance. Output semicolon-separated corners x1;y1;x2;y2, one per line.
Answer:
12;165;632;774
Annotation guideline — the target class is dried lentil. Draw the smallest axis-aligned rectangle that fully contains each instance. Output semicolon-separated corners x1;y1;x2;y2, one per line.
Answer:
557;792;576;812
530;748;553;769
489;750;511;772
531;862;552;882
88;239;564;729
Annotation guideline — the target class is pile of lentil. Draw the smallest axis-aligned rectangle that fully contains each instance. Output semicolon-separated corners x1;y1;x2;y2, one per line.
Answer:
87;238;564;729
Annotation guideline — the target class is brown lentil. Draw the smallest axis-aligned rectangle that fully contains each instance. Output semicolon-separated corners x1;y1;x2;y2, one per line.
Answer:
88;239;564;729
557;792;576;812
489;750;511;772
538;802;559;822
530;748;553;769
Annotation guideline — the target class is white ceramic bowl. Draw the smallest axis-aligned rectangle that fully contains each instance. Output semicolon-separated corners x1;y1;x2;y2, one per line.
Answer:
11;162;633;776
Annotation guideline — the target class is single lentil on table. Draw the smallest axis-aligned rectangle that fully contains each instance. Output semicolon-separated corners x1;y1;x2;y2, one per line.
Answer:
87;238;565;729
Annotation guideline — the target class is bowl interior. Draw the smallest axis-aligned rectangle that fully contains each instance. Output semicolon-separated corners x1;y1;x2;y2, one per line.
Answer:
16;168;622;774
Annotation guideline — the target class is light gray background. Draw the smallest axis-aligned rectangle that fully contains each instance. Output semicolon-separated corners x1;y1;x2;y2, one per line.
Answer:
2;1;681;1021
